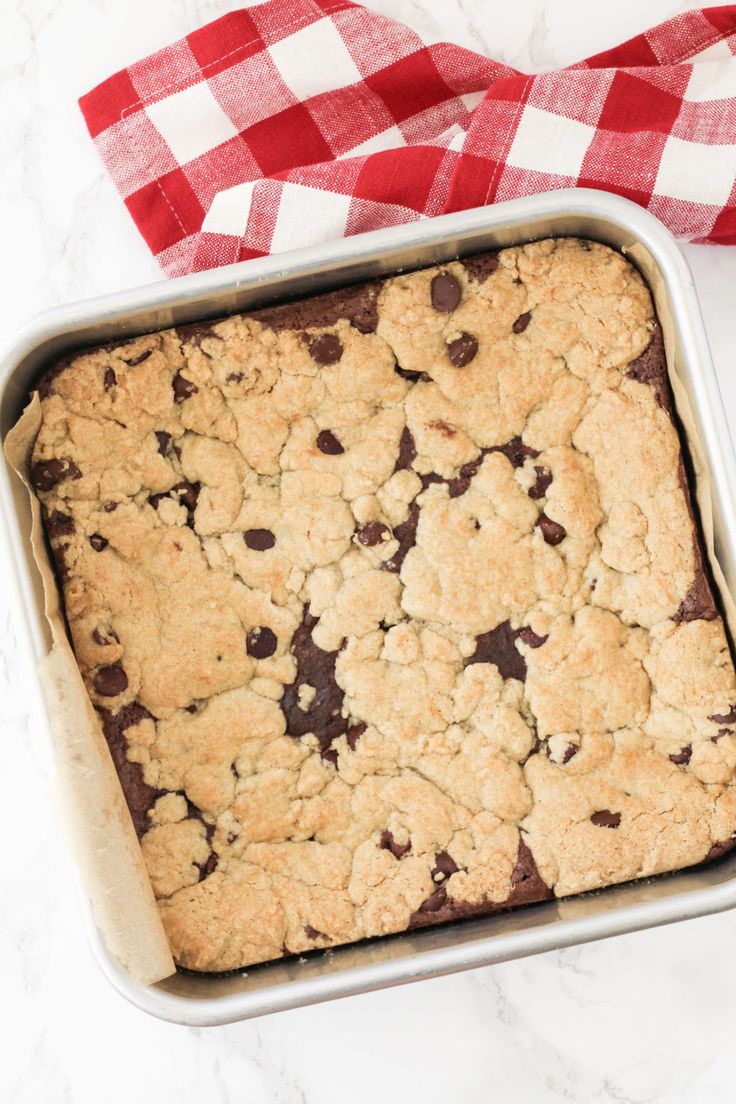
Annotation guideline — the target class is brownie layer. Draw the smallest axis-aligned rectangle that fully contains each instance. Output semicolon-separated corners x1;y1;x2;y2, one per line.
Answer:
29;239;736;972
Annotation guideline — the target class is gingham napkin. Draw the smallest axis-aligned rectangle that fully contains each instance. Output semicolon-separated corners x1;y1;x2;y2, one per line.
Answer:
80;1;736;277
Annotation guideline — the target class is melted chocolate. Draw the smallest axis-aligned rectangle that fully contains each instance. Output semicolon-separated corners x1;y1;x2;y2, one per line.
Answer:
394;426;417;472
99;703;159;838
252;280;381;334
465;621;527;681
409;834;552;929
627;323;668;411
31;458;82;492
281;610;348;755
45;510;74;538
461;252;500;283
380;830;411;860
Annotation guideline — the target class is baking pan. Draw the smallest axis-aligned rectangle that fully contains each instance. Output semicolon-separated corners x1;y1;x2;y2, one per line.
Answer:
3;188;736;1026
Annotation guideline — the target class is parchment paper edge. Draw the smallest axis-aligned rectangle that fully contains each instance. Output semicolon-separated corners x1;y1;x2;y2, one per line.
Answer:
4;395;175;987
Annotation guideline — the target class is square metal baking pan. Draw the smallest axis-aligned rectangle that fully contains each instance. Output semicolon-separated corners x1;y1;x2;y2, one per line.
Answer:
3;188;736;1026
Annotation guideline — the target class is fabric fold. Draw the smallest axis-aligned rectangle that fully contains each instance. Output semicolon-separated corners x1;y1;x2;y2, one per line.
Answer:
79;1;736;275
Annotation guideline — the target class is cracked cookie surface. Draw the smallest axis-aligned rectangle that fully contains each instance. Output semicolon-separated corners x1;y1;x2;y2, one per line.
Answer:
31;238;736;971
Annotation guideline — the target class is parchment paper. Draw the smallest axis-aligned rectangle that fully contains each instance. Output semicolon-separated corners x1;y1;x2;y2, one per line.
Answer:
4;396;175;986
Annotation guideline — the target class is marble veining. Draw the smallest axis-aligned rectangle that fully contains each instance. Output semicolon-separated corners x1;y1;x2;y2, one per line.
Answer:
2;1;736;1101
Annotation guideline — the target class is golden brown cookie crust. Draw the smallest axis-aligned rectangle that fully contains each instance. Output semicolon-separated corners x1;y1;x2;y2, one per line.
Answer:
30;239;736;972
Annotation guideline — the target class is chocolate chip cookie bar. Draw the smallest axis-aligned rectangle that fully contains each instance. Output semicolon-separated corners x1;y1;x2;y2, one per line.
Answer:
30;238;736;972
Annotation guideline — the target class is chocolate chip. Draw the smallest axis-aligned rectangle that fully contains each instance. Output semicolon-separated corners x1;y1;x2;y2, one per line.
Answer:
512;311;532;334
321;747;338;767
46;510;74;538
304;924;322;940
430;271;461;312
155;431;171;456
103;501;118;512
466;620;526;681
447;332;478;367
713;728;732;743
536;513;566;546
357;521;390;547
93;665;128;697
316;429;344;455
562;743;579;764
173;481;200;512
590;810;621;828
517;626;548;648
244;528;276;551
418;887;447;913
198;853;218;881
346;721;366;750
709;705;736;725
226;372;244;383
669;745;692;765
432;851;459;880
380;829;411;860
149;492;168;511
125;350;152;367
172;371;198;402
227;831;238;844
31;458;82;492
185;703;199;714
309;333;343;365
92;626;118;647
246;626;277;659
528;466;552;500
103;367;117;390
89;533;108;551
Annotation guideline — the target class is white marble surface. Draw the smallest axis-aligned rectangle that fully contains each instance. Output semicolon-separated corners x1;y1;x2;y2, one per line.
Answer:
3;0;736;1100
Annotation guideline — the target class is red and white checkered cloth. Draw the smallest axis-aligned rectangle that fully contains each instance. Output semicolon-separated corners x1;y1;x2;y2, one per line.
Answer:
80;1;736;277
